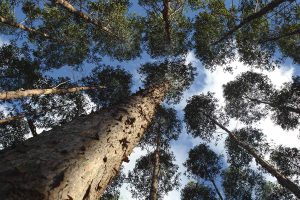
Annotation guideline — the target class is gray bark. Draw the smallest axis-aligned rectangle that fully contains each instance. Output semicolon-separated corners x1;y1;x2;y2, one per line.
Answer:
0;83;169;200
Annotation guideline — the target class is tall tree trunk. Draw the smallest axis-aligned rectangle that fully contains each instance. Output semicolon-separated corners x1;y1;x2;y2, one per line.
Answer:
210;179;224;200
27;118;38;137
54;0;117;38
203;113;300;198
0;85;104;100
212;0;290;45
244;96;300;115
0;114;25;125
162;0;171;44
0;83;169;200
149;131;161;200
0;16;54;40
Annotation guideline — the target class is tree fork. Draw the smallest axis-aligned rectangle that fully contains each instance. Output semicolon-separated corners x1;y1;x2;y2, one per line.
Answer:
204;113;300;198
0;86;105;100
0;83;169;200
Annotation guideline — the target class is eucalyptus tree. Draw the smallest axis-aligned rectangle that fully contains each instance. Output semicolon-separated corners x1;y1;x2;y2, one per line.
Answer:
184;92;300;197
184;143;224;200
139;0;192;57
223;71;300;130
181;181;217;200
128;105;181;200
0;60;195;199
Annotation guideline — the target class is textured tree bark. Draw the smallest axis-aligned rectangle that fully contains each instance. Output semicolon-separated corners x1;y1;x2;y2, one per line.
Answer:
210;179;223;200
0;114;25;125
149;132;161;200
162;0;171;44
212;0;290;45
204;114;300;198
54;0;117;38
0;86;104;100
0;16;53;40
0;83;169;200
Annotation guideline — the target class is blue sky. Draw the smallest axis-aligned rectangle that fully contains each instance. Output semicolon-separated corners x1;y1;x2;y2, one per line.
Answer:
1;1;300;199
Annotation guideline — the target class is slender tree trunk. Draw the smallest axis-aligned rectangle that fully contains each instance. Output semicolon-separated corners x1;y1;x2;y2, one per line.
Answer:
203;113;300;198
210;179;224;200
0;83;169;200
53;0;117;38
244;96;300;115
162;0;171;44
27;119;38;137
0;16;53;40
212;0;290;45
0;114;25;125
149;131;161;200
0;85;104;100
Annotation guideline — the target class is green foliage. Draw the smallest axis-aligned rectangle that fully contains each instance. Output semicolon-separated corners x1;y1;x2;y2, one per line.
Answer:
222;167;265;200
0;0;16;34
139;105;181;150
223;71;300;130
140;0;192;57
236;16;277;70
181;181;217;200
184;143;222;180
139;59;196;103
128;151;180;200
223;71;273;123
225;127;268;167
184;93;218;142
261;182;297;200
101;169;125;200
0;44;41;91
270;146;300;178
0;110;28;149
193;0;234;69
81;65;132;108
90;0;142;61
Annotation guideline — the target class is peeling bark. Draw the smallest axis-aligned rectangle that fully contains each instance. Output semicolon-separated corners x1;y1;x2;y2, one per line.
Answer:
0;86;104;100
162;0;171;44
0;83;169;200
204;113;300;198
212;0;290;45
